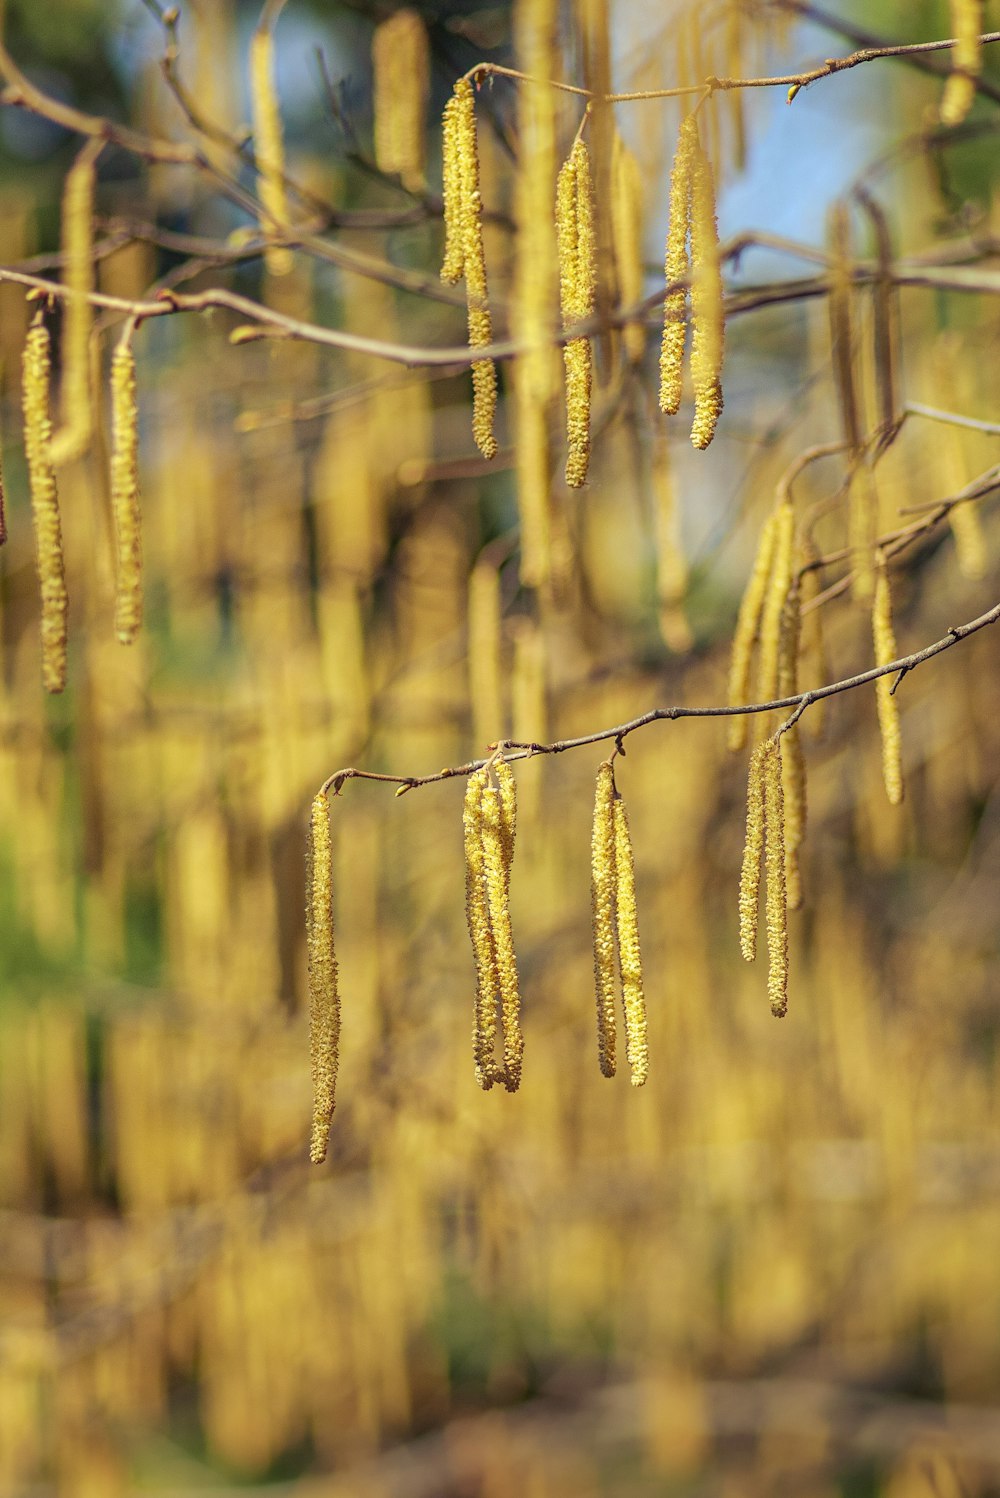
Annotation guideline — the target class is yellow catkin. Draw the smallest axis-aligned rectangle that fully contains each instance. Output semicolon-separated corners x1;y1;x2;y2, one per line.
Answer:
463;769;501;1090
110;343;142;645
54;143;98;465
754;498;795;709
659;115;697;416
307;792;340;1163
940;0;982;126
372;9;429;192
763;740;789;1017
481;778;523;1090
494;754;517;889
872;552;904;806
590;762;617;1078
950;499;987;580
440;92;465;285
726;510;779;752
688;130;724;450
777;583;807;910
556;139;596;488
799;544;829;740
611;134;646;365
449;79;497;461
250;26;294;277
738;741;769;962
468;559;504;749
612;794;647;1086
827;201;860;456
22;320;68;694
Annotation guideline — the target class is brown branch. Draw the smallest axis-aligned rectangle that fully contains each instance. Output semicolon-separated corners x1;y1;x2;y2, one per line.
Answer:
320;602;1000;798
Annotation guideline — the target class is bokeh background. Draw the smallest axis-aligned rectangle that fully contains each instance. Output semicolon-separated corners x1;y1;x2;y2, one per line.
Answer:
1;0;1000;1493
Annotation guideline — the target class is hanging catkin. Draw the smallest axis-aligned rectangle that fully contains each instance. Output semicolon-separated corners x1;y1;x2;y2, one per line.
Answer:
872;551;904;806
307;792;340;1163
590;762;617;1078
610;134;646;365
755;498;795;709
726;509;779;752
250;25;294;277
22;319;68;694
442;79;497;461
827;202;860;456
659;115;697;416
556;138;596;488
777;581;807;910
738;740;769;962
763;741;789;1017
613;793;648;1086
688;131;724;450
940;0;982;126
53;142;99;465
463;768;501;1089
481;774;523;1089
372;9;429;192
110;342;142;645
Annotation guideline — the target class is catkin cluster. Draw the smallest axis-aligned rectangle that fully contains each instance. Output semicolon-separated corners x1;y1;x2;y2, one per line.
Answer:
110;343;142;645
463;755;522;1090
22;319;68;694
872;551;904;806
307;791;341;1164
726;498;796;751
556;138;597;488
250;26;294;277
590;763;648;1085
738;738;788;1017
440;79;498;460
659;115;725;448
372;10;429;192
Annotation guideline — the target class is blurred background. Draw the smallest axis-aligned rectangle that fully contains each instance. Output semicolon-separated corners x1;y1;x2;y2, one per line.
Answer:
1;0;1000;1493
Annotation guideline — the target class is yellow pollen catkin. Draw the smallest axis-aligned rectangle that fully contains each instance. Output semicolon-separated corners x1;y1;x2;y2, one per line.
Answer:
494;754;517;887
755;498;795;709
726;510;779;752
463;768;500;1090
250;27;294;277
110;343;142;645
590;762;617;1078
659;115;697;416
777;582;807;910
940;0;982;126
440;93;465;285
610;134;646;365
307;792;340;1164
372;9;429;192
872;552;904;806
688;131;724;450
54;143;98;465
481;778;523;1090
22;320;68;694
763;740;789;1017
449;80;497;461
738;740;769;962
613;794;647;1086
556;138;596;488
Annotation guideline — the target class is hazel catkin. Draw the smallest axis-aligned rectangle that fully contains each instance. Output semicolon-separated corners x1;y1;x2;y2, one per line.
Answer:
738;740;769;962
443;79;497;461
556;138;596;488
307;792;340;1163
250;26;294;277
372;9;429;192
22;319;68;694
54;143;99;466
940;0;982;126
613;794;648;1086
110;342;142;645
872;551;904;806
659;115;697;417
726;510;779;752
590;762;618;1078
463;768;501;1090
763;740;789;1017
688;131;724;450
481;776;523;1090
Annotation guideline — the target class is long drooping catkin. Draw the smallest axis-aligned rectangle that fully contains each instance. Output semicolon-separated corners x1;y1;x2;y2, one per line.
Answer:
726;510;779;752
481;777;523;1089
610;134;646;364
494;754;517;890
250;26;294;277
738;740;769;961
659;115;697;416
763;741;788;1017
688;131;724;450
110;342;142;645
446;79;497;461
613;794;647;1086
872;551;904;806
940;0;982;126
372;9;429;192
54;142;99;465
777;582;807;910
22;319;68;694
755;499;795;708
827;202;860;457
440;92;465;285
307;792;340;1164
463;768;500;1089
556;138;596;488
590;762;617;1078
